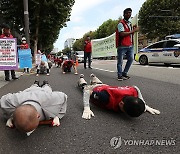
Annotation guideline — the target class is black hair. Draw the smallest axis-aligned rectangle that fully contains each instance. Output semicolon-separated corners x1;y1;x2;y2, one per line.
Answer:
123;8;132;15
122;96;145;117
2;24;10;29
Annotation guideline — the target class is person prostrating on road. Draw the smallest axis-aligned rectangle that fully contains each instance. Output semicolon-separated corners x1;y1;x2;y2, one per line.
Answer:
78;74;160;119
0;80;67;136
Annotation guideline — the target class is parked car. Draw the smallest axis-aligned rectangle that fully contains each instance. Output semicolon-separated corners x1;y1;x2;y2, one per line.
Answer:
135;39;180;65
76;51;84;63
62;55;68;61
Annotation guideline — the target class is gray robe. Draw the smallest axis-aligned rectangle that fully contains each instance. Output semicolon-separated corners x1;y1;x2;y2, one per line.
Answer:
0;85;67;120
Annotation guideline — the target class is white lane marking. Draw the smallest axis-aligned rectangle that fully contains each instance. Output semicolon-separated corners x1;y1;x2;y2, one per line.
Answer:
93;67;115;73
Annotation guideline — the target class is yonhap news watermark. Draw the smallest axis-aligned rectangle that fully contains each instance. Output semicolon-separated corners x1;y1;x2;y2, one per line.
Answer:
110;136;176;149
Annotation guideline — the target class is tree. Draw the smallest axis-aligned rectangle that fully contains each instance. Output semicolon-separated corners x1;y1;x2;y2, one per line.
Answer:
0;0;75;54
73;19;119;51
139;0;180;40
94;19;119;39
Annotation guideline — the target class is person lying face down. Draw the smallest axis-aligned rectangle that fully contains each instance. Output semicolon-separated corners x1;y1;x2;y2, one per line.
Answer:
0;80;67;136
78;74;160;119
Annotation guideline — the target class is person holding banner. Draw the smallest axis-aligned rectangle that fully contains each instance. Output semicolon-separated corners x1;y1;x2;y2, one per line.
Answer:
116;8;139;81
84;36;92;69
0;24;18;81
0;80;67;136
20;37;30;74
78;74;160;120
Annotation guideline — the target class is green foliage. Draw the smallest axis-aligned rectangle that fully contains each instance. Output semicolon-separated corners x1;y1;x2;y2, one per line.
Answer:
73;19;119;51
62;47;71;54
0;0;75;53
139;0;180;40
94;19;119;39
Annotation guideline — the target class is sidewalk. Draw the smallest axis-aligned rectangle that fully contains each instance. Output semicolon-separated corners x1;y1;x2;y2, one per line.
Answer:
0;71;23;89
0;64;37;89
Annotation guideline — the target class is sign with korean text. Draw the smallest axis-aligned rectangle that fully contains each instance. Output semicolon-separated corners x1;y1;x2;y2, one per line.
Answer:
0;38;18;70
92;33;116;58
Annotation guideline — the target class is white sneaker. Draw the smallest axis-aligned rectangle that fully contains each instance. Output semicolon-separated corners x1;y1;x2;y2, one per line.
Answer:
47;73;50;76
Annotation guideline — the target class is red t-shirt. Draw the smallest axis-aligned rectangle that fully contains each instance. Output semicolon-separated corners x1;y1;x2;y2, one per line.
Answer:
91;85;138;112
62;60;74;69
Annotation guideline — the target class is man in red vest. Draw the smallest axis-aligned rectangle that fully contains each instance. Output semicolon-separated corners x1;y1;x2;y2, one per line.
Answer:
0;24;18;81
78;74;160;120
116;8;139;81
84;36;92;69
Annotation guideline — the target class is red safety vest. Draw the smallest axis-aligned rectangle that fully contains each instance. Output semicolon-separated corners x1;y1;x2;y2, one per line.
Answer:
84;40;92;53
91;85;138;112
0;34;13;38
20;43;29;49
115;19;133;47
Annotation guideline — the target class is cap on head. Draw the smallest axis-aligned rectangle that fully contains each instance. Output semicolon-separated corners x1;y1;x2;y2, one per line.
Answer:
22;37;26;41
122;96;145;117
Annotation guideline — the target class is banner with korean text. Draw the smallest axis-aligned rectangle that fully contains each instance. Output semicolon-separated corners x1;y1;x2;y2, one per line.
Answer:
0;38;18;70
92;33;116;58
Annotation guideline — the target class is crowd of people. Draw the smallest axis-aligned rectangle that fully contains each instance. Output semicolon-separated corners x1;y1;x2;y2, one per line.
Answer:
0;8;160;137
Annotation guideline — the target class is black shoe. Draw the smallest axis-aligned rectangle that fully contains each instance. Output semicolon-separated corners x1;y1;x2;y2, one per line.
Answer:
89;67;92;69
5;78;10;81
117;76;123;81
34;80;40;86
12;77;18;80
122;74;130;80
41;80;49;87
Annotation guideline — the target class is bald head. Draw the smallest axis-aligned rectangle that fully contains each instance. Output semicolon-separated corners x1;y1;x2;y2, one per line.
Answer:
13;105;39;133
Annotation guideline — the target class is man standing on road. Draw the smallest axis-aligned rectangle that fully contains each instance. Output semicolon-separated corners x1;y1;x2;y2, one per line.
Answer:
116;8;139;81
78;74;160;119
84;36;92;69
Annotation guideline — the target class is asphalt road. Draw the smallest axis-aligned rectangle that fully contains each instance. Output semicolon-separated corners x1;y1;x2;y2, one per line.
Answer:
0;60;179;154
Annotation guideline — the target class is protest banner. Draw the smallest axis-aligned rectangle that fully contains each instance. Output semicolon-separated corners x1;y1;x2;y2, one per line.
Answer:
18;49;32;69
131;14;139;54
41;54;48;62
92;33;116;58
35;54;41;65
0;38;18;70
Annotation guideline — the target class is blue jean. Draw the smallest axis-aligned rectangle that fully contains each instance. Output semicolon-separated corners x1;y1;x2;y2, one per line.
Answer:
117;46;134;77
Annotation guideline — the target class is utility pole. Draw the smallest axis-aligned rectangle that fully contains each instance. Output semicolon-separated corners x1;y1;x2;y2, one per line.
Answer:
23;0;30;46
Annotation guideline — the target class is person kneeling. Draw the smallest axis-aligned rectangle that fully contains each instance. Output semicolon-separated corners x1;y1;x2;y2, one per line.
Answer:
62;59;78;75
36;61;50;76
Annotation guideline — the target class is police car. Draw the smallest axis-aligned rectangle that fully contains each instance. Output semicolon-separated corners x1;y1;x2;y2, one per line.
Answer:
135;39;180;65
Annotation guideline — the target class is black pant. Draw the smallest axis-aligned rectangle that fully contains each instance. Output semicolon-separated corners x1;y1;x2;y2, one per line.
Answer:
4;70;16;80
84;52;91;68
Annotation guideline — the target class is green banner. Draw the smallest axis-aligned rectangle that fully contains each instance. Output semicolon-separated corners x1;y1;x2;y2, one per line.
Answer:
92;33;116;58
